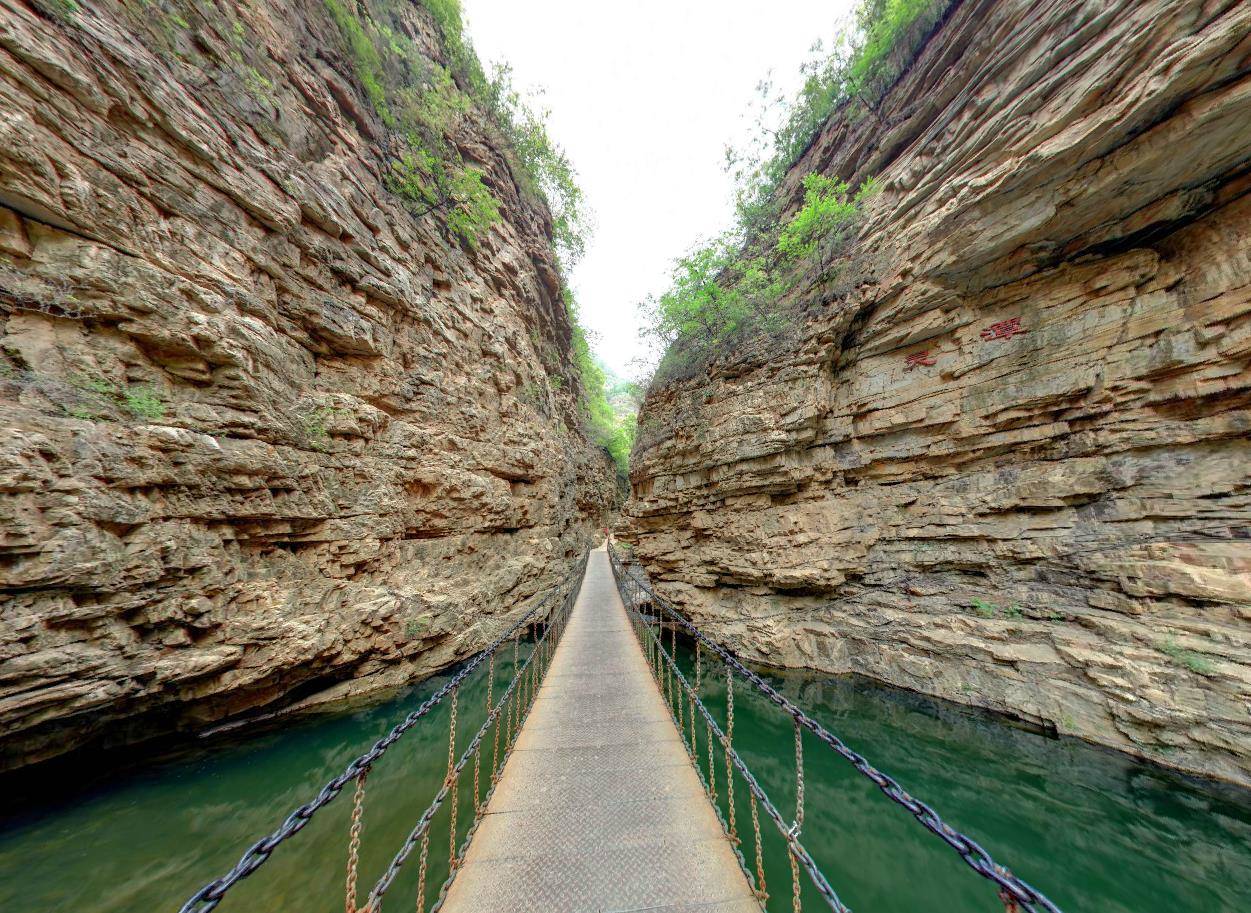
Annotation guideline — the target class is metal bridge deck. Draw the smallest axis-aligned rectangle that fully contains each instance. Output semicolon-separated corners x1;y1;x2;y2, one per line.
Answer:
440;547;759;913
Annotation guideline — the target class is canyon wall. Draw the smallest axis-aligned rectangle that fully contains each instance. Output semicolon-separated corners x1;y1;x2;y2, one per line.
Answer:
626;0;1251;784
0;0;616;769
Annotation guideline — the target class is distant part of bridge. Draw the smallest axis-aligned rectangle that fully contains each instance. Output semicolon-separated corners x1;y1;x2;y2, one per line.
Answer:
439;547;758;913
179;543;1063;913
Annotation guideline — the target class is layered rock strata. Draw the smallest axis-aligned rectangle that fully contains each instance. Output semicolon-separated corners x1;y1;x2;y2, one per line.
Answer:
626;0;1251;784
0;0;615;769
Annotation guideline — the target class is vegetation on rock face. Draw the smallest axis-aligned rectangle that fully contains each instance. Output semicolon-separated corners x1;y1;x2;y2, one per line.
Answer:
727;0;949;229
323;0;587;263
324;0;620;467
565;294;637;478
639;0;946;388
640;171;877;386
777;174;878;261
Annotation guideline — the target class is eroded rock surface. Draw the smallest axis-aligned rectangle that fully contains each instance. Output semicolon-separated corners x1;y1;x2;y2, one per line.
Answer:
0;0;615;768
626;0;1251;784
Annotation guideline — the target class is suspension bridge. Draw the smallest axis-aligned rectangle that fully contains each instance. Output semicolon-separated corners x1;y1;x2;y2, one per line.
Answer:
178;543;1062;913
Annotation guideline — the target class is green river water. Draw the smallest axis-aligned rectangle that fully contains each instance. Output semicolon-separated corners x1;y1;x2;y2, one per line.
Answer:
2;636;1250;913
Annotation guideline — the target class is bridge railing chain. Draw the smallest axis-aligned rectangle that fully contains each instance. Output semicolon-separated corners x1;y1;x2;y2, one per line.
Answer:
178;549;588;913
607;543;1063;913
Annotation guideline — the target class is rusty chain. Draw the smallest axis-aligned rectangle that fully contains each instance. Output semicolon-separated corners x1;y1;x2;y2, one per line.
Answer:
345;769;368;913
414;830;430;913
368;567;579;913
750;789;768;903
608;543;1064;913
446;690;459;871
724;663;738;845
178;550;587;913
792;720;806;913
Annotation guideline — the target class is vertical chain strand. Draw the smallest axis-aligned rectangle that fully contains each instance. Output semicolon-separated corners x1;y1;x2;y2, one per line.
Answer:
472;741;482;816
724;666;737;844
791;719;806;911
674;624;686;746
688;643;698;756
178;553;594;913
706;716;718;803
414;830;430;913
511;634;520;745
751;790;768;903
345;768;368;913
791;846;803;913
446;690;459;870
794;720;805;833
490;652;501;784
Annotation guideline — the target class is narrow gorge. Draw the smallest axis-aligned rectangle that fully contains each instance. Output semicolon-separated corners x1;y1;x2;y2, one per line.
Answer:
3;2;1251;911
0;0;616;771
625;0;1251;786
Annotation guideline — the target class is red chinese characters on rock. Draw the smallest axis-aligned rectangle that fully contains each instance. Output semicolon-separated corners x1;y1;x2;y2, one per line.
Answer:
905;351;937;370
980;317;1027;341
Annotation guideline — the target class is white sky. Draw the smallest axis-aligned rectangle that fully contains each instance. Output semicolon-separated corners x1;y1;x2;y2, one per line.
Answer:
463;0;856;379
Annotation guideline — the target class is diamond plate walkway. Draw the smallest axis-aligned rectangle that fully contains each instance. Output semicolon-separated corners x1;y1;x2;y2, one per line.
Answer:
440;546;759;913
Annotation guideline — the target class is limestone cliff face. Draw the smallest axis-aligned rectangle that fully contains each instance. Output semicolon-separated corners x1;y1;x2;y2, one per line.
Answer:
0;0;616;769
626;0;1251;784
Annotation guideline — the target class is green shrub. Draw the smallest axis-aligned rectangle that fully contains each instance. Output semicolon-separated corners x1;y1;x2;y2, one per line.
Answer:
321;0;590;263
777;174;877;262
639;1;945;389
324;0;393;124
1156;638;1215;675
564;295;635;476
640;173;872;383
67;375;166;422
483;67;587;266
299;404;344;450
123;387;165;420
325;0;606;454
388;149;440;209
37;0;79;21
970;597;997;619
65;405;100;421
445;167;500;245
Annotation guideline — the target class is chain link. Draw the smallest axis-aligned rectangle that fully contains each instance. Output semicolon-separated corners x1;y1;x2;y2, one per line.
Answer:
447;690;459;870
673;624;686;751
415;830;430;913
794;720;805;833
364;571;581;911
688;648;698;758
345;769;368;913
792;719;806;912
750;790;767;903
723;664;737;845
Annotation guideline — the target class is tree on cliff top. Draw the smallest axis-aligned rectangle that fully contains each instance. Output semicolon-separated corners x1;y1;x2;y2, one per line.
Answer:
727;0;950;231
638;0;947;389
